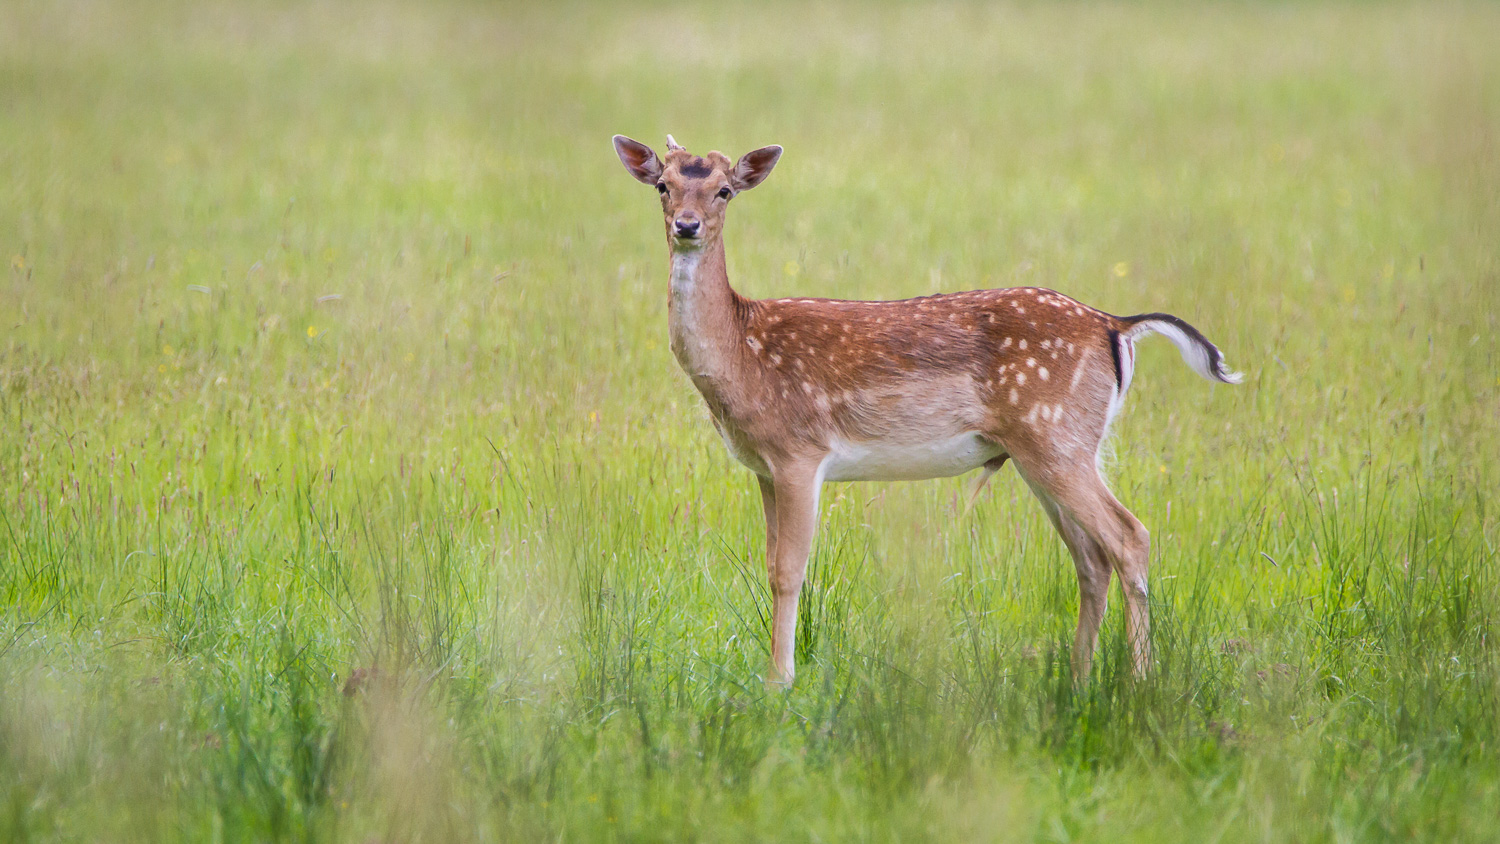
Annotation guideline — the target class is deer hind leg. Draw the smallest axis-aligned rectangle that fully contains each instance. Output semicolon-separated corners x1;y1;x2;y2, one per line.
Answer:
1013;454;1153;677
1026;481;1113;679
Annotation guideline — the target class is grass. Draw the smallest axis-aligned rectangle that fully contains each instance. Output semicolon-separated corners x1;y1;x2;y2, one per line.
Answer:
3;0;1499;840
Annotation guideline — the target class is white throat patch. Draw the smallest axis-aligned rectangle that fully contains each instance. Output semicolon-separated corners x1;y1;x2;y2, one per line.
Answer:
669;251;703;298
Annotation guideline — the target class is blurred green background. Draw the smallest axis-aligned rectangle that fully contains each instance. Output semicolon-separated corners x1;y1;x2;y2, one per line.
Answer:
3;1;1498;841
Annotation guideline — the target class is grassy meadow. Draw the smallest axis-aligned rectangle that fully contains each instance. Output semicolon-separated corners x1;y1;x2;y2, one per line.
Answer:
3;0;1500;840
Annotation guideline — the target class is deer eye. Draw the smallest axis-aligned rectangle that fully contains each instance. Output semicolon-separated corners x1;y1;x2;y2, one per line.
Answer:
656;182;668;195
717;186;732;199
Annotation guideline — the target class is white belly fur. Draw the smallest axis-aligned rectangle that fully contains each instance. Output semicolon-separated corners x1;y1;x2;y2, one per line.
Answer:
820;432;1001;482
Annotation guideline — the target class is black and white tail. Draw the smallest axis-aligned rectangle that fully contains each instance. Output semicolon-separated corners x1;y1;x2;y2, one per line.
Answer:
1118;312;1243;385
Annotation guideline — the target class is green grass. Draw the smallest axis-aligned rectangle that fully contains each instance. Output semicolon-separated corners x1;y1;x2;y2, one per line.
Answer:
3;0;1499;840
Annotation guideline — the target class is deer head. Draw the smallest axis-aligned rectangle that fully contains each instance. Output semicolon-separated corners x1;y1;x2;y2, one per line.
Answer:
613;135;782;251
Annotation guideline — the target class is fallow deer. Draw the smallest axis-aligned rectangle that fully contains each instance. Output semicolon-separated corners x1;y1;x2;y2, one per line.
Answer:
613;134;1242;685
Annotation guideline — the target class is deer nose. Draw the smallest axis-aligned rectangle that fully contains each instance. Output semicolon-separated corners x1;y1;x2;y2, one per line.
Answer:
674;218;700;238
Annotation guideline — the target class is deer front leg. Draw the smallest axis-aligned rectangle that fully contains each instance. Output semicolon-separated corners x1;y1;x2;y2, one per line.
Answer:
766;460;821;687
757;474;778;583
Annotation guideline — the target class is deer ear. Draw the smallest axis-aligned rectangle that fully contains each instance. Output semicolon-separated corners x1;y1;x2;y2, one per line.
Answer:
732;145;782;191
613;135;663;185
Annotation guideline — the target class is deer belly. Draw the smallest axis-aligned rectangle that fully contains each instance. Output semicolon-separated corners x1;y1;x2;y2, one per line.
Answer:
821;433;1001;482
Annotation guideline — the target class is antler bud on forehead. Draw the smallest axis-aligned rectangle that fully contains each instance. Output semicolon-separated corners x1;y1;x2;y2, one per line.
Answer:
648;136;749;179
668;152;735;174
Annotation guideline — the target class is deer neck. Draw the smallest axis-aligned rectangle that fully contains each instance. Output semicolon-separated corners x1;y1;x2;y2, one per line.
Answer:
667;238;744;380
